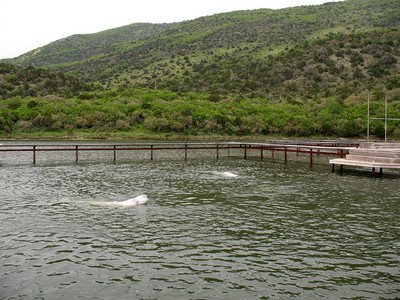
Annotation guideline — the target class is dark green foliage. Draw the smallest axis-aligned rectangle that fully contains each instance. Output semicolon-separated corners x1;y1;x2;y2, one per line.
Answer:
1;87;399;139
0;63;101;99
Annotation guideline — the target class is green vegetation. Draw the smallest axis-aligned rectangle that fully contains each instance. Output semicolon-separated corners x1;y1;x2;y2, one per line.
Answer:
0;63;100;99
4;0;398;93
0;0;399;139
1;88;399;139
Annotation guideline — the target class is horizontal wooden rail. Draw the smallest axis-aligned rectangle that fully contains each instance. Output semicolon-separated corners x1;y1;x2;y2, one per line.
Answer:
0;141;357;165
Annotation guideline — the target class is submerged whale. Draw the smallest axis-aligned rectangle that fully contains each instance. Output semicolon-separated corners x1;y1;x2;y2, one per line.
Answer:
73;195;149;207
112;195;149;206
221;172;238;178
214;171;238;178
59;195;149;208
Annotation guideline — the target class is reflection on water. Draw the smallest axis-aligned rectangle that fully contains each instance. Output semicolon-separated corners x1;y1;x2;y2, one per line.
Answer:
1;141;400;299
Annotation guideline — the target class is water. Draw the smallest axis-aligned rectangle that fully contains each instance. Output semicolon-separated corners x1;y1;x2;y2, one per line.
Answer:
1;141;400;299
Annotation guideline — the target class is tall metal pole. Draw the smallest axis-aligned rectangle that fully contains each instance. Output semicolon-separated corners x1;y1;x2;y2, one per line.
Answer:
367;91;370;141
385;93;387;143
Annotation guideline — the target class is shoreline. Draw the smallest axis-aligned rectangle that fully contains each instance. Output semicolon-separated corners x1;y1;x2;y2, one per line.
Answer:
0;129;393;142
0;134;367;142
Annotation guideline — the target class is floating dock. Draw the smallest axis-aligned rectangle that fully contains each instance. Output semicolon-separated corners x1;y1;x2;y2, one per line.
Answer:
330;142;400;175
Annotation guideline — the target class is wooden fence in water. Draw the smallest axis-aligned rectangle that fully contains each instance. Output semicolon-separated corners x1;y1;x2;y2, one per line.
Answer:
0;141;358;166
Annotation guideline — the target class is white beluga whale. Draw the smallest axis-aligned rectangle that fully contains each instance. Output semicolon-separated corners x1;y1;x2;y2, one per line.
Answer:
213;171;239;178
221;171;238;178
112;194;149;206
68;194;149;207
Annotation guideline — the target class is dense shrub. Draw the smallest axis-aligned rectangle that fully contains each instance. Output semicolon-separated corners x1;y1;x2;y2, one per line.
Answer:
1;88;399;139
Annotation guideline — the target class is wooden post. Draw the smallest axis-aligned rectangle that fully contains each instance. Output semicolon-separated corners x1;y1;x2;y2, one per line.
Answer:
284;147;287;163
310;148;313;166
33;146;36;164
332;164;335;173
216;144;219;159
185;144;188;160
76;145;79;162
244;145;247;159
260;147;263;161
151;145;154;160
113;146;116;162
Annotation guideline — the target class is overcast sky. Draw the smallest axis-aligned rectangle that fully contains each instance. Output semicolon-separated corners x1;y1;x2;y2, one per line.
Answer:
1;0;343;59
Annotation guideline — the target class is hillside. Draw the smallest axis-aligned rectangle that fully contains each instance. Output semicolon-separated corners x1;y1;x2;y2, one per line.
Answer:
4;23;172;68
151;29;400;100
3;0;399;98
0;63;100;99
1;0;399;139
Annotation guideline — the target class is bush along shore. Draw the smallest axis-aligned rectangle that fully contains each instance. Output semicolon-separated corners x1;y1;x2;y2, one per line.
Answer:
1;88;399;140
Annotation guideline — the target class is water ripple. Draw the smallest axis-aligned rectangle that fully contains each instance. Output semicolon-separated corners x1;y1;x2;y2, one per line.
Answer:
1;147;400;299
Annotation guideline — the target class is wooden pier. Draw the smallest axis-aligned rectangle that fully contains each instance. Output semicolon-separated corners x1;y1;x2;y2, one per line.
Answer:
330;142;400;175
0;141;358;167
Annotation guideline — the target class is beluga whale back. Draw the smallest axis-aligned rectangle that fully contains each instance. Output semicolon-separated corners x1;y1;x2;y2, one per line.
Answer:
61;195;149;208
213;171;238;178
113;195;148;206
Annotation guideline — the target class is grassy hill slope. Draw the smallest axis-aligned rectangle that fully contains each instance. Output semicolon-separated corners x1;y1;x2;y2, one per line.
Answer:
4;23;171;67
4;0;399;94
1;0;399;139
0;63;100;99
